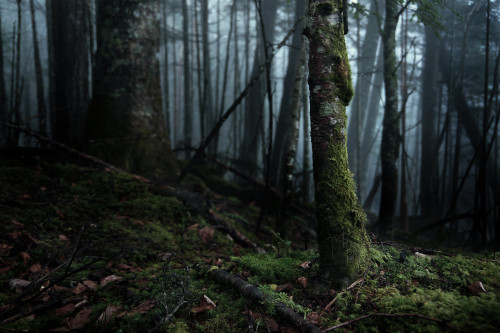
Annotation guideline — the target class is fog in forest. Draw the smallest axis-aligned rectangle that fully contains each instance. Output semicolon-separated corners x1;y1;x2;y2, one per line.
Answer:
0;0;499;251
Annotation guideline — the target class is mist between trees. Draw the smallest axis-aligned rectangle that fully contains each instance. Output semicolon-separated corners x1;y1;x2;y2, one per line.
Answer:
0;0;499;252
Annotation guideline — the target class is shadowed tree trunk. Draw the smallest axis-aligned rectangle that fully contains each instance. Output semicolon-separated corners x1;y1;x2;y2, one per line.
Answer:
182;0;193;155
305;0;369;287
29;0;47;138
378;0;400;237
48;0;89;146
0;7;7;144
420;26;440;219
87;0;178;177
239;0;278;177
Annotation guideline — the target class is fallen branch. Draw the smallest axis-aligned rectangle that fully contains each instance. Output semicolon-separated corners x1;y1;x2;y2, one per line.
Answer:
208;269;320;333
322;312;463;332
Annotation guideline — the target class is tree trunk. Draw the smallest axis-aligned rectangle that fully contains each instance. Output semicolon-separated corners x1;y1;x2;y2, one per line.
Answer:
48;0;89;147
201;0;217;156
347;0;380;197
420;26;440;219
29;0;48;138
88;0;178;177
0;7;7;144
378;0;400;237
305;0;369;287
270;0;306;189
182;0;193;155
239;0;278;177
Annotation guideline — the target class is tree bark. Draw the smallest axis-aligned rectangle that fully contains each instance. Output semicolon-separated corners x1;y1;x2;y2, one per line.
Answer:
270;0;306;189
238;0;278;177
48;0;89;147
0;8;7;144
182;0;193;155
420;26;440;219
88;0;178;177
29;0;48;138
378;0;400;237
305;0;369;286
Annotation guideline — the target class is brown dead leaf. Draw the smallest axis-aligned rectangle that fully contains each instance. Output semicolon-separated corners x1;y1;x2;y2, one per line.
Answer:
133;220;145;226
188;223;200;230
277;283;294;293
299;261;311;269
72;283;87;295
157;252;173;261
66;308;92;330
97;305;122;323
51;327;70;332
82;280;98;290
100;275;122;287
468;281;486;294
20;194;32;200
192;295;216;313
10;220;25;228
55;303;76;316
198;226;215;242
123;300;155;317
58;235;69;242
19;251;30;264
74;299;88;310
29;263;42;274
0;264;12;274
0;244;13;257
296;276;308;289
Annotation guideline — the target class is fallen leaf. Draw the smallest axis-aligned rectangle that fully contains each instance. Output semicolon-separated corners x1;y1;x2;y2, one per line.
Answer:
58;235;70;242
21;194;32;200
120;300;155;317
19;251;31;264
100;275;122;287
192;295;216;313
0;264;12;274
82;280;98;290
29;263;42;274
296;276;308;288
133;220;144;226
277;283;294;293
66;308;92;330
157;252;173;261
9;278;31;289
299;261;311;269
74;299;88;309
198;227;215;242
188;223;200;230
117;263;135;271
10;220;24;228
72;283;87;295
468;281;486;294
97;305;122;323
0;244;13;257
55;303;76;316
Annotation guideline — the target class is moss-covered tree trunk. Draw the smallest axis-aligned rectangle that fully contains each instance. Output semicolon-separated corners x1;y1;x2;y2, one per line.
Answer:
305;0;369;287
88;0;178;177
378;0;399;236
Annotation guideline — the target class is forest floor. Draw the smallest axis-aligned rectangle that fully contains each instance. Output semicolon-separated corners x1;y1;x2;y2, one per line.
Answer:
0;156;499;332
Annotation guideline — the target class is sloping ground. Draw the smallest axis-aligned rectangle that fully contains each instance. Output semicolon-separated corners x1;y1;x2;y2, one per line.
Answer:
0;159;499;332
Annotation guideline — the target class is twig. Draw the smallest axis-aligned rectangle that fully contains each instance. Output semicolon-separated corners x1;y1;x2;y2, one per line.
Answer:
322;312;463;332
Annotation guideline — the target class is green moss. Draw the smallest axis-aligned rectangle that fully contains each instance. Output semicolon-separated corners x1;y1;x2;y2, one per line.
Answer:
235;251;315;284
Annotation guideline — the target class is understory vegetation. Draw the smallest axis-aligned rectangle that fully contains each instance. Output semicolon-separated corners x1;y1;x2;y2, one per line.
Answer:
0;158;499;332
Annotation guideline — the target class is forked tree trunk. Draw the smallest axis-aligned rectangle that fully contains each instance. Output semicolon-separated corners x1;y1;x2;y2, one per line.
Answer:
305;0;369;286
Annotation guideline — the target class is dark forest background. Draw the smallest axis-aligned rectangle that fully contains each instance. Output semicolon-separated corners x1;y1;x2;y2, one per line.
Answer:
0;0;499;251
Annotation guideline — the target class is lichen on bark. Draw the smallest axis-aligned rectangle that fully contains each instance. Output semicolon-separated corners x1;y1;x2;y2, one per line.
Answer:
305;0;369;287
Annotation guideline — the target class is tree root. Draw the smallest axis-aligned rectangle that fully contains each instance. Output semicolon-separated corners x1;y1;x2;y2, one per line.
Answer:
208;268;320;333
